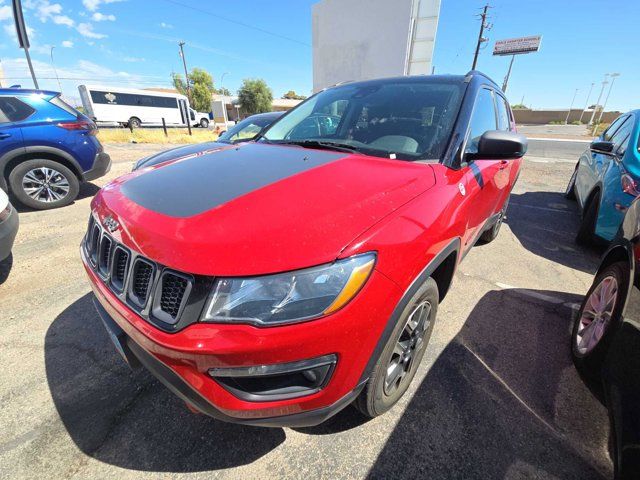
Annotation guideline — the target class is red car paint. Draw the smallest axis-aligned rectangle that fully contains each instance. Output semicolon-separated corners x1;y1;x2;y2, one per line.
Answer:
83;140;521;421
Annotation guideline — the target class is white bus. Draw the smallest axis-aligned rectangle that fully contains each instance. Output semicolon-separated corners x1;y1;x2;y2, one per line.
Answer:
78;85;211;128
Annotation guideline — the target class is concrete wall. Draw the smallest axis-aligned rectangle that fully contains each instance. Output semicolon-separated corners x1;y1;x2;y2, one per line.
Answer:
312;0;440;92
513;109;622;125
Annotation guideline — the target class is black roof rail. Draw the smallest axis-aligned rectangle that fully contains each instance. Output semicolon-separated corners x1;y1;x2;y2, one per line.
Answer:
465;70;500;87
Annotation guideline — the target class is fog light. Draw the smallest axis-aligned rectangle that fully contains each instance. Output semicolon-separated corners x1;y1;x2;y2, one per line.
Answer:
209;354;337;402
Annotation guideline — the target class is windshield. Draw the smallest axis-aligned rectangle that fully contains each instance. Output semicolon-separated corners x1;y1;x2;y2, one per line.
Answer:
262;80;465;160
219;115;279;143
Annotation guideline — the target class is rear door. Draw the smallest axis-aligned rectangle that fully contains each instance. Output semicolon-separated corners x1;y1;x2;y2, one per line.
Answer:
0;97;27;190
459;87;503;250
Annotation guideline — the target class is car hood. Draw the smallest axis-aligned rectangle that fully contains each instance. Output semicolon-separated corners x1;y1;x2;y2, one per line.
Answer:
94;142;436;276
133;141;227;170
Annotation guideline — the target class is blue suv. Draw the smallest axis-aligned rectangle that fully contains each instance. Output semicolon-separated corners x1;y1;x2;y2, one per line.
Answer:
566;111;640;244
0;89;111;210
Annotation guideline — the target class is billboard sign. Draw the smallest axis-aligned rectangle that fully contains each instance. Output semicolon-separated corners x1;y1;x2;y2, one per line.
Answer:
493;35;541;56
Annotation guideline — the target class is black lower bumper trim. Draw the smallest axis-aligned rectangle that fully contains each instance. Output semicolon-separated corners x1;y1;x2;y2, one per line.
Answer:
84;151;111;182
92;297;364;428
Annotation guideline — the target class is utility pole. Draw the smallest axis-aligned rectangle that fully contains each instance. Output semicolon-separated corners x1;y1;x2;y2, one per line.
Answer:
50;46;62;94
588;74;609;126
564;88;578;124
597;72;620;125
578;82;595;124
12;0;38;89
178;41;191;101
471;4;491;70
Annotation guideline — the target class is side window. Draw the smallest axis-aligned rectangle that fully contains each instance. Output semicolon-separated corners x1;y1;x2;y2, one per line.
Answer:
609;117;633;155
0;97;35;122
495;94;511;131
465;88;497;154
603;115;628;141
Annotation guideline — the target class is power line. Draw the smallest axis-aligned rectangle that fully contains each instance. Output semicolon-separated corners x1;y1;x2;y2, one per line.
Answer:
159;0;310;47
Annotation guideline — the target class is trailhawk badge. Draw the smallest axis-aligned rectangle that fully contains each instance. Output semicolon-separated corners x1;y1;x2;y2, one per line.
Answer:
458;183;466;196
103;215;119;233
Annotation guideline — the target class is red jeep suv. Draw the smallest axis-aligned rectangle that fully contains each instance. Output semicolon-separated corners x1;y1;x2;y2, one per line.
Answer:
82;71;526;427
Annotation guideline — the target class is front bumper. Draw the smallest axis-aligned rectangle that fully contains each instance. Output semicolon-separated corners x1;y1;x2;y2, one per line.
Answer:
84;151;112;182
82;246;401;426
0;203;19;262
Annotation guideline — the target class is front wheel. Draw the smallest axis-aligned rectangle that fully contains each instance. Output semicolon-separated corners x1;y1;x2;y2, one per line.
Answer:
200;118;209;128
565;166;578;200
576;193;599;245
128;117;141;129
572;261;627;377
354;277;438;418
8;159;79;210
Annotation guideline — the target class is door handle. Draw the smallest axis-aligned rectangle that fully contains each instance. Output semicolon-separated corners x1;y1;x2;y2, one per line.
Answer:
0;133;11;139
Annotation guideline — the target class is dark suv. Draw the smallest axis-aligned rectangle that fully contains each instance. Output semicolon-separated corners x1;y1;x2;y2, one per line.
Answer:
0;89;111;210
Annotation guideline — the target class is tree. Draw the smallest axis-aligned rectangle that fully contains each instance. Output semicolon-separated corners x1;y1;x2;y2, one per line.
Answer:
171;67;215;112
283;90;307;100
217;87;231;96
510;104;529;110
237;78;273;115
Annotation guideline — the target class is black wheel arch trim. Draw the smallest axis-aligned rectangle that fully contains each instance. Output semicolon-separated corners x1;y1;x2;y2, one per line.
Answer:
357;237;461;385
598;240;636;319
0;145;84;183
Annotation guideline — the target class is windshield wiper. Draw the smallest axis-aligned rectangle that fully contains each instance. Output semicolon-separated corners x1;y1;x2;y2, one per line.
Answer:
276;140;359;153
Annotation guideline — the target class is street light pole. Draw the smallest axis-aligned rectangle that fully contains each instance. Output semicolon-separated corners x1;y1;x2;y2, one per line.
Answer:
50;46;63;94
597;72;620;125
564;88;578;124
578;82;595;124
588;75;609;126
219;71;230;126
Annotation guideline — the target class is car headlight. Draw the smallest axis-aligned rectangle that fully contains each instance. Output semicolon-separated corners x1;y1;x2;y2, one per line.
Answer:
201;253;376;326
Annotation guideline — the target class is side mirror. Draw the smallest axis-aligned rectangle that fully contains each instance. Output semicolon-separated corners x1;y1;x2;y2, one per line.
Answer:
467;130;528;161
590;140;614;153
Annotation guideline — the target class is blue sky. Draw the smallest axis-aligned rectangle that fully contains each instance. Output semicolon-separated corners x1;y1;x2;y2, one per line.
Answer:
0;0;637;112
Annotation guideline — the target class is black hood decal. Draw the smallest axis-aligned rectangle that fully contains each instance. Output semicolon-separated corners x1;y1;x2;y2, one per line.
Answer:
121;143;345;218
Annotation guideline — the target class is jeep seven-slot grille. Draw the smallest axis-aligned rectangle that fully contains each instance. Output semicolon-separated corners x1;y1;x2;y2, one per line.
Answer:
160;273;189;320
84;216;194;329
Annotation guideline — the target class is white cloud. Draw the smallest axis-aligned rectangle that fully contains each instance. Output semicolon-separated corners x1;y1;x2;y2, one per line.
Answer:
92;12;115;21
82;0;124;12
53;15;74;26
0;5;11;20
159;22;173;29
77;22;106;39
61;40;73;48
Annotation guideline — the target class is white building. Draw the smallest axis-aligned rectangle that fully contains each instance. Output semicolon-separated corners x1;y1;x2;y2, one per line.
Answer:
312;0;441;92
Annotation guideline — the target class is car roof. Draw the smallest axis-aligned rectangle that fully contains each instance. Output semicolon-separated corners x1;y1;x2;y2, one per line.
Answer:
246;111;284;120
0;88;58;97
324;70;500;92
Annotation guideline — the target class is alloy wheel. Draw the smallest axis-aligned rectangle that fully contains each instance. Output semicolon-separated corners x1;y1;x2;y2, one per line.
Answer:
576;275;618;355
384;300;431;396
22;167;70;203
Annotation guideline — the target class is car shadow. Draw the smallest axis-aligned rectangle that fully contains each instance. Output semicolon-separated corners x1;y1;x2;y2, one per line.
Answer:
0;252;12;285
368;288;612;479
44;293;285;473
504;191;603;273
10;182;101;213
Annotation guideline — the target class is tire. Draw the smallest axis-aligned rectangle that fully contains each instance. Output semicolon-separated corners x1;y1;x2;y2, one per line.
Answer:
565;165;578;200
354;277;439;418
128;117;141;129
8;159;79;210
479;195;510;244
571;261;628;377
200;118;209;128
576;193;599;245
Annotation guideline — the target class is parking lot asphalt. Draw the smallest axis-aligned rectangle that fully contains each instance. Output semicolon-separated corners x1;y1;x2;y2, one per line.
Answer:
0;141;613;479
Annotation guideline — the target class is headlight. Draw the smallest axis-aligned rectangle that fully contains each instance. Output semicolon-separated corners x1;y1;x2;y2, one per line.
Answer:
201;253;376;326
